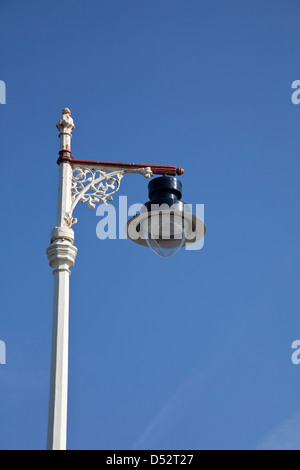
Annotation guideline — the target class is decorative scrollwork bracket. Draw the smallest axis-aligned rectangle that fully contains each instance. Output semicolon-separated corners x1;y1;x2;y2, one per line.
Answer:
64;165;153;227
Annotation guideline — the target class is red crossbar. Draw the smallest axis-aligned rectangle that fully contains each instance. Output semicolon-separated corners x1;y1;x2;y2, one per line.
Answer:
57;151;184;176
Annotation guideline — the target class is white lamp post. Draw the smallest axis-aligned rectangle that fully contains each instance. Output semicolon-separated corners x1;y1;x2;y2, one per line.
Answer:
46;109;204;450
46;109;77;451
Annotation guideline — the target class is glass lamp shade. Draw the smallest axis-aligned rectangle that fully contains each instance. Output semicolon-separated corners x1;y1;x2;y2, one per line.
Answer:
141;213;186;258
126;176;206;257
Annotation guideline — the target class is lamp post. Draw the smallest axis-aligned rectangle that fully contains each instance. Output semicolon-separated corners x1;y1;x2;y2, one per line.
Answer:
46;108;205;450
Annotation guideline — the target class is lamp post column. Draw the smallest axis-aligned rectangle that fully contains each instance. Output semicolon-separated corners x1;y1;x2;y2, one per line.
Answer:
46;109;77;450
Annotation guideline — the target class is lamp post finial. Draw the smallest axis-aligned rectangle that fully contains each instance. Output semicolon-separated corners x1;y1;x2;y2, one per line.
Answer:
56;108;75;152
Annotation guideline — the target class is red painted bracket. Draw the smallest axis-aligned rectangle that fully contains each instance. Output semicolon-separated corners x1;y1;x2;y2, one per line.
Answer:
57;151;184;176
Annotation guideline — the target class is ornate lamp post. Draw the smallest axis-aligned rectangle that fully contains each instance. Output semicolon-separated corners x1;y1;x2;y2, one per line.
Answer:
46;108;205;450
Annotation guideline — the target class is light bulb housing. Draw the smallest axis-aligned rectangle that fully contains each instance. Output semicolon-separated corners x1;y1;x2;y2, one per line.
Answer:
126;176;206;256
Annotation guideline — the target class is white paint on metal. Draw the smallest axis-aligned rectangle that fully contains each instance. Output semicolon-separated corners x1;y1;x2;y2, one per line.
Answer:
56;108;75;152
46;108;152;450
65;165;152;227
46;109;77;451
46;240;77;450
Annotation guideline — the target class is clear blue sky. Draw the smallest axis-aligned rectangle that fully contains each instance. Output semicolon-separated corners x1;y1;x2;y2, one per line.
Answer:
1;0;300;450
